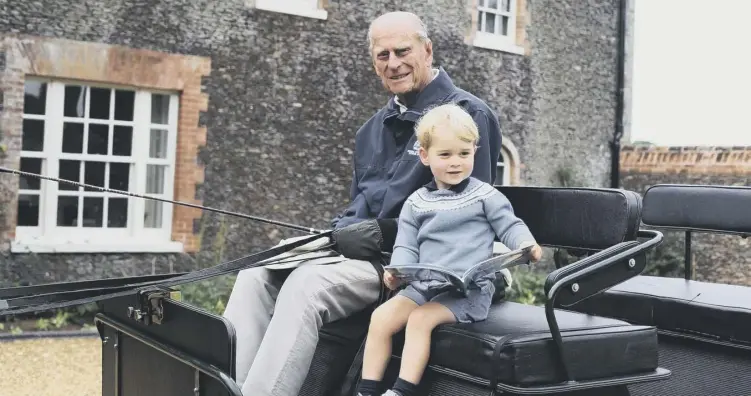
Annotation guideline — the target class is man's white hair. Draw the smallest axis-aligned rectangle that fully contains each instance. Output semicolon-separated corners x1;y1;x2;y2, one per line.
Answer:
367;11;431;50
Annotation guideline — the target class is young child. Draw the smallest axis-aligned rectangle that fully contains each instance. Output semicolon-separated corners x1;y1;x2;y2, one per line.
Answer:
356;103;542;396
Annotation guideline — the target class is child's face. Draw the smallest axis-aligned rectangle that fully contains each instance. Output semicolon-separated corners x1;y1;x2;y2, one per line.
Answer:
418;128;476;189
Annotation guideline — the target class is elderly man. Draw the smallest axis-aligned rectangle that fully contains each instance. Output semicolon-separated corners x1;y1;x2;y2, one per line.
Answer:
223;11;503;396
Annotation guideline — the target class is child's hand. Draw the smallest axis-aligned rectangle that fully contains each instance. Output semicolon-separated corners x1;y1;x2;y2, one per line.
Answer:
383;270;401;290
519;241;543;263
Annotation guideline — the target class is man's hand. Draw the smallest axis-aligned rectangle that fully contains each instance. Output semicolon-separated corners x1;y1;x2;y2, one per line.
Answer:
383;270;401;290
519;240;543;263
331;218;398;261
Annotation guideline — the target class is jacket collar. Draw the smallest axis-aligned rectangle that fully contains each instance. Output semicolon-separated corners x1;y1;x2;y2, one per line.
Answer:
384;66;456;124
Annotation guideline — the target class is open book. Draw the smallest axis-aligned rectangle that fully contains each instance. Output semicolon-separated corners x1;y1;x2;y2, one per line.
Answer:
384;245;534;296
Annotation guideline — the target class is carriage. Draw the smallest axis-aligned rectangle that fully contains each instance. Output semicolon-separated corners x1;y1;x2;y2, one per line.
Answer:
1;181;750;396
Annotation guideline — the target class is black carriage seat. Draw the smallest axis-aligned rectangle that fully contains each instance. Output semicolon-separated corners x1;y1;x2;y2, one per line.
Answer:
576;275;751;347
572;184;751;348
391;301;658;387
319;186;669;392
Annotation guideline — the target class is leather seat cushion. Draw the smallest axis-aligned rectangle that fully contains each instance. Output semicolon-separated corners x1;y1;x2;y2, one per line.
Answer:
389;301;659;386
573;275;751;346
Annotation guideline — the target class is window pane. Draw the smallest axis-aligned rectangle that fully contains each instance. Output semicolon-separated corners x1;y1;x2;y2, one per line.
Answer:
17;194;40;226
89;88;110;120
115;90;135;121
57;196;79;226
145;165;166;228
108;198;128;228
477;11;483;31
113;126;133;156
109;162;130;191
485;12;496;33
151;94;170;124
82;197;103;227
23;81;46;115
145;165;165;194
479;0;485;6
84;161;105;192
149;129;168;159
88;124;109;155
487;0;498;9
59;160;81;191
21;119;44;151
19;158;42;190
64;85;86;118
502;0;511;12
501;16;509;35
62;122;84;153
144;201;163;228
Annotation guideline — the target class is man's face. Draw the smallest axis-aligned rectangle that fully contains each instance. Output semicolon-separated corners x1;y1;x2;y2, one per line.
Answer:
418;129;476;190
370;30;433;96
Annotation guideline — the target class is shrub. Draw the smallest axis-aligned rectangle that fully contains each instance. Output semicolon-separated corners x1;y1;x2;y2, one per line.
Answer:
505;267;547;306
176;274;237;316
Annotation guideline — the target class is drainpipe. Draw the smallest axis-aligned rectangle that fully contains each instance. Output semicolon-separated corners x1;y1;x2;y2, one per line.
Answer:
611;0;627;188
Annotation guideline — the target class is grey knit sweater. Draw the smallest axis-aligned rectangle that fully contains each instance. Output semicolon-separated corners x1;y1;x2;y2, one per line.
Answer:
390;177;536;288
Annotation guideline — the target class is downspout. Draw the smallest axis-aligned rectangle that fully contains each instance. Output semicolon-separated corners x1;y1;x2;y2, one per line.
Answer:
611;0;628;188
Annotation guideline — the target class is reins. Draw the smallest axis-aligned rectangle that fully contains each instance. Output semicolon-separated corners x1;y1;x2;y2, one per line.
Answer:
0;166;336;317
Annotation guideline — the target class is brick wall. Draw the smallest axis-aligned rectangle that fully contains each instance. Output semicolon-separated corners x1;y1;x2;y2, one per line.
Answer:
620;145;751;285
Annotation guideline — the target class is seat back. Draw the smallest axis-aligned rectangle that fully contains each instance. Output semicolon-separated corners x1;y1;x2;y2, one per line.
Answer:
497;186;643;251
642;184;751;280
642;184;751;236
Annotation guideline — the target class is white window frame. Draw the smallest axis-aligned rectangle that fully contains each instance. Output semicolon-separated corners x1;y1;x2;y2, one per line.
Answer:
12;78;183;254
252;0;327;20
495;151;511;186
472;0;525;55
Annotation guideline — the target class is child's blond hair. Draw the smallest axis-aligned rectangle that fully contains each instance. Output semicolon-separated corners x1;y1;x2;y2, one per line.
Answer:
415;103;480;150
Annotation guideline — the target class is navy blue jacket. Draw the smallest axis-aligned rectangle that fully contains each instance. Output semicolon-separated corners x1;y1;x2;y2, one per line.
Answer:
331;68;503;230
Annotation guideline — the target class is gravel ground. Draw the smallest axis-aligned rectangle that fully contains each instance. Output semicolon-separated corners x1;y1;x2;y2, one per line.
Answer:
0;337;101;396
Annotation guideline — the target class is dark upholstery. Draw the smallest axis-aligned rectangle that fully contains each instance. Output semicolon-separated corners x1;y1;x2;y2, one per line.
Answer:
572;275;751;346
569;184;751;345
498;186;642;250
392;302;658;386
320;301;658;387
642;184;751;235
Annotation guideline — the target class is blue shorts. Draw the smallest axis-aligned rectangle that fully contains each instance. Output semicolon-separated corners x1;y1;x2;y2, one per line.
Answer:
397;281;495;324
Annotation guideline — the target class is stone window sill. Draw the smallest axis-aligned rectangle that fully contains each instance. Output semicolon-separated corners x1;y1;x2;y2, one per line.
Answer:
254;0;328;20
472;33;526;55
10;240;185;254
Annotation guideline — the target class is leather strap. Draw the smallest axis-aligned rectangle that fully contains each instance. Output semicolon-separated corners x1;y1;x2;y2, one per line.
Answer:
489;335;515;395
0;232;332;316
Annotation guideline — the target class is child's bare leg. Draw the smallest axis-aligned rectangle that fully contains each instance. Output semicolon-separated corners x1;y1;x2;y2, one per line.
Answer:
362;295;418;381
398;302;456;385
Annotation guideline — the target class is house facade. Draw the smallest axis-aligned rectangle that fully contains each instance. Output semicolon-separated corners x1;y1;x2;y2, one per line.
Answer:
0;0;632;285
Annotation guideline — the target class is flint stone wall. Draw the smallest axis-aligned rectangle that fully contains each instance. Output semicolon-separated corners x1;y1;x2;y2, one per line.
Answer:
0;0;624;286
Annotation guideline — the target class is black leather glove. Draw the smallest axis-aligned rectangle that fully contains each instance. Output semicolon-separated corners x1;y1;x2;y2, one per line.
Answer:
375;218;398;252
332;218;398;261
